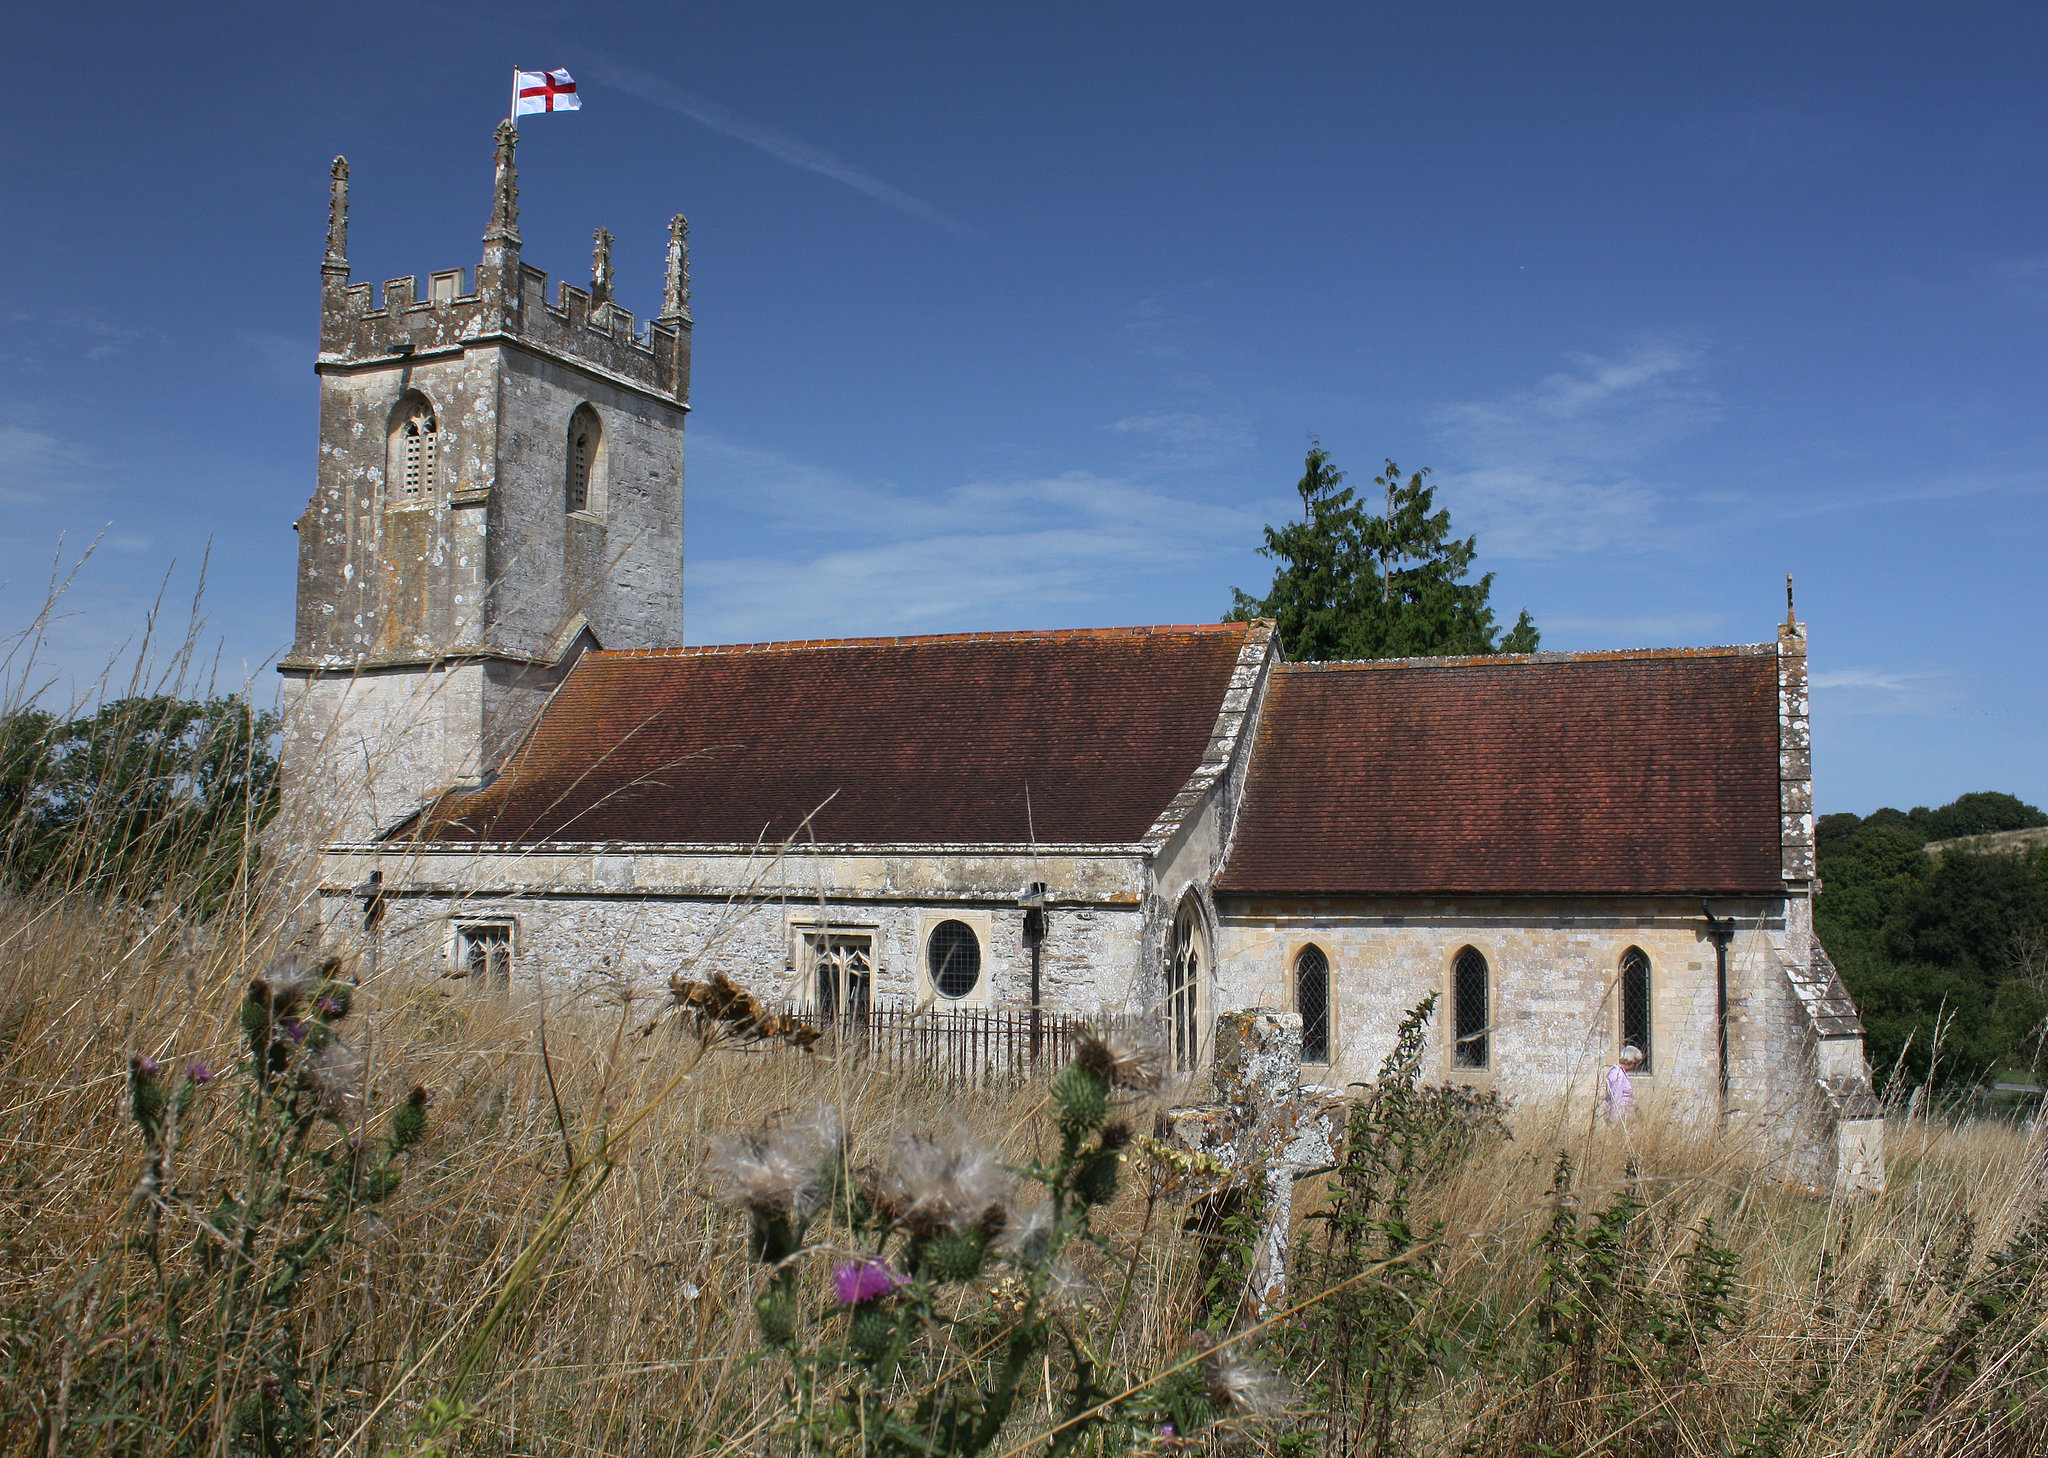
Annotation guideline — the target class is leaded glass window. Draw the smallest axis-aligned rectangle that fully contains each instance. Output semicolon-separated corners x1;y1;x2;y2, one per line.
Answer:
1296;945;1331;1064
1166;902;1203;1072
1453;946;1489;1069
1621;947;1652;1072
927;919;982;999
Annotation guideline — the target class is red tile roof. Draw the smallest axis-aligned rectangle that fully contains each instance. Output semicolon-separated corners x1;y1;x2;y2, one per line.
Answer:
1216;647;1785;896
401;624;1252;846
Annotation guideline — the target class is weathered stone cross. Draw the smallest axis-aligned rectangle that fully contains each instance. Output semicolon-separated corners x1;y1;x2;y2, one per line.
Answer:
1165;1009;1341;1310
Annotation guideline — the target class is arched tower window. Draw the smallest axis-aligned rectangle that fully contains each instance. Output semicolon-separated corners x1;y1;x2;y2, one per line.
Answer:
1621;947;1653;1071
1166;899;1205;1073
565;403;603;515
1295;944;1331;1064
386;392;438;502
1452;946;1490;1069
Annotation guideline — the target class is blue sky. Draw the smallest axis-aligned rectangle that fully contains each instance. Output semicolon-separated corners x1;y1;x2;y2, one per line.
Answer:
3;2;2044;814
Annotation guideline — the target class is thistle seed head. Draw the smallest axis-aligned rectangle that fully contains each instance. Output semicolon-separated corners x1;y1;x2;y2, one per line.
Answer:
995;1198;1054;1262
1201;1347;1285;1417
250;954;333;1019
879;1131;1010;1237
1074;1030;1164;1092
302;1041;362;1115
708;1107;841;1220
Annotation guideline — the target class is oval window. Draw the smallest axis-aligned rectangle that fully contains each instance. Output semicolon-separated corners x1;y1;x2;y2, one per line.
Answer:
927;920;981;999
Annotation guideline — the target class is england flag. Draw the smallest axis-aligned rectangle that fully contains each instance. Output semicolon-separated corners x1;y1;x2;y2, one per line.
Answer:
513;69;580;116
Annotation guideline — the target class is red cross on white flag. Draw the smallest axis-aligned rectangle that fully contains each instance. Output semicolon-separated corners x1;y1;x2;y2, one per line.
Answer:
513;69;580;116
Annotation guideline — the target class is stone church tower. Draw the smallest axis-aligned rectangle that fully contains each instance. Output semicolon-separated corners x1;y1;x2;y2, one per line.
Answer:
277;125;691;845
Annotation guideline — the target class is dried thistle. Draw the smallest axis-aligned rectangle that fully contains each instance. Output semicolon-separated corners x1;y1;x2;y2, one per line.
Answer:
249;953;339;1021
302;1041;362;1115
878;1132;1010;1238
671;972;823;1049
708;1107;841;1220
1075;1029;1164;1092
1201;1346;1285;1418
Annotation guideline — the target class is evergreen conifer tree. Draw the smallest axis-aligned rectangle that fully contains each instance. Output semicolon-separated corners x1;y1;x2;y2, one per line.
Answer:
1228;442;1539;661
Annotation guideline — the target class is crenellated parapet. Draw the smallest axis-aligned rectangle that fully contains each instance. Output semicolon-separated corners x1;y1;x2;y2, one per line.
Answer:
318;265;690;405
317;126;690;407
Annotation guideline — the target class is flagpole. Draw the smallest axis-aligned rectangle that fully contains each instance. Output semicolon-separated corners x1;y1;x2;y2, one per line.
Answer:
508;68;517;127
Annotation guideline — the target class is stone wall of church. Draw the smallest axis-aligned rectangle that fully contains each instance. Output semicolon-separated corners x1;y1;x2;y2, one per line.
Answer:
326;890;1152;1017
278;663;489;848
317;845;1161;1017
1212;895;1804;1131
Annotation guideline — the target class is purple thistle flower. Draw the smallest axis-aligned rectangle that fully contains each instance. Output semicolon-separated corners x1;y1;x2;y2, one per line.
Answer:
316;996;344;1017
185;1059;216;1085
136;1056;161;1077
833;1257;907;1306
282;1020;309;1045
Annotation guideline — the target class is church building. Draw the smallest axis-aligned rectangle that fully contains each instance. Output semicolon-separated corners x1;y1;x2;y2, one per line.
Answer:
279;131;1882;1191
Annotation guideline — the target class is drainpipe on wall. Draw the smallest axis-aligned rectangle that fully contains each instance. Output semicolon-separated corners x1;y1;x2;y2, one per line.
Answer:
357;869;386;981
1021;881;1048;1060
1701;902;1735;1105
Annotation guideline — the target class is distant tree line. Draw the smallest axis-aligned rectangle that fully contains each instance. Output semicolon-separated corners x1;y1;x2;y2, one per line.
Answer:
1817;791;2048;1090
0;694;279;912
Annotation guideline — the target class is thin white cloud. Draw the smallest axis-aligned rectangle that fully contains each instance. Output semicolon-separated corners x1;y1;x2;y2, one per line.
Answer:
1541;611;1732;644
0;424;94;506
1426;342;1718;558
685;434;1257;643
1110;410;1255;470
1783;468;2048;520
585;57;976;237
1811;667;1956;717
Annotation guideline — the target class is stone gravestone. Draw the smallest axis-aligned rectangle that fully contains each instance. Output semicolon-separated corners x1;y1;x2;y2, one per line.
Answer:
1165;1009;1342;1310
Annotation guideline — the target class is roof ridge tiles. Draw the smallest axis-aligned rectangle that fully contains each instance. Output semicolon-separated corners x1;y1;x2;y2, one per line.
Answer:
596;622;1253;658
1279;641;1776;673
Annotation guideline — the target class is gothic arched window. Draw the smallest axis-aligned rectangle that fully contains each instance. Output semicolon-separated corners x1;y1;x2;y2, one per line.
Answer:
1621;947;1653;1071
1166;900;1204;1072
1452;946;1490;1069
1295;944;1331;1064
565;403;603;515
386;392;438;502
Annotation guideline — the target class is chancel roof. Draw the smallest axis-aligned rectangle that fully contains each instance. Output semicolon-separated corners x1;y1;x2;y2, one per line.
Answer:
397;624;1254;847
1215;647;1786;897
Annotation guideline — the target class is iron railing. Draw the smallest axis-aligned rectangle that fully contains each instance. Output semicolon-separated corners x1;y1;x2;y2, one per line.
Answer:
775;1004;1147;1084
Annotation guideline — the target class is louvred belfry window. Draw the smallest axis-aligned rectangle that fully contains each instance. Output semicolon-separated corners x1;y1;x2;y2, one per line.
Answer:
401;412;435;496
388;392;439;503
565;403;602;514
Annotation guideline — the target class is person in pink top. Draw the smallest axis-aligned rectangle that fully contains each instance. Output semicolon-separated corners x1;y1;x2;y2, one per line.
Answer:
1605;1045;1644;1121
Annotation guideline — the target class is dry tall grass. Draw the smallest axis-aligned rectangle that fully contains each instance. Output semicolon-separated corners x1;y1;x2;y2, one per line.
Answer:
5;891;2048;1457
